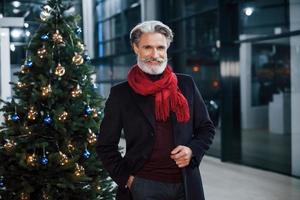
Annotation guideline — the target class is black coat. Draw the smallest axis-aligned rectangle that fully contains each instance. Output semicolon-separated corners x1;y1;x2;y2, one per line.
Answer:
96;74;215;200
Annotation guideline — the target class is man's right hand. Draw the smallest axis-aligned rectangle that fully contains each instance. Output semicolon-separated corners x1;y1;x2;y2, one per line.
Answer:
127;175;135;189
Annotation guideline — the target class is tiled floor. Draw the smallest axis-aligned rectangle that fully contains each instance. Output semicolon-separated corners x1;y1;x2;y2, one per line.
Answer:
118;139;300;200
201;156;300;200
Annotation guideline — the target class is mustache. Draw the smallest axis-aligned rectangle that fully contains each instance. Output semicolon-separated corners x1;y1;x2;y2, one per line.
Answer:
141;57;166;63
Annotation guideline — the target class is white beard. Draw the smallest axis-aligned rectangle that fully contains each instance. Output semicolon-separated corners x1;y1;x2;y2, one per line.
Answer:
137;57;168;75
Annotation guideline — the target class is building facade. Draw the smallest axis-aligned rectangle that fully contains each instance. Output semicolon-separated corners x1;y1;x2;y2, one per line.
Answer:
0;0;299;178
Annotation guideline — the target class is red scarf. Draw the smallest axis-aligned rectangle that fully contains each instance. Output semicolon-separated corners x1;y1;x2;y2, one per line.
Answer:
128;64;190;123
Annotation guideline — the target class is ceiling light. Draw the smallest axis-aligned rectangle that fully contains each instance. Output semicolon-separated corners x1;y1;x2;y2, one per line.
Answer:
244;7;254;16
12;1;21;8
13;9;20;14
11;29;23;38
10;44;16;52
25;30;30;37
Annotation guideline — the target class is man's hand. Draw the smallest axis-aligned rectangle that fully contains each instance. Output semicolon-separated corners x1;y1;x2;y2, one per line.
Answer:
170;145;192;168
126;175;135;189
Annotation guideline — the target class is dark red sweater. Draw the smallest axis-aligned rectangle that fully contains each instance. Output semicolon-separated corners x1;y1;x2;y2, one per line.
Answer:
135;116;182;183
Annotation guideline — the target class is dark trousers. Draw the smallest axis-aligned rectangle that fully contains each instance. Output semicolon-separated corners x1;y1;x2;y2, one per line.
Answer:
130;176;185;200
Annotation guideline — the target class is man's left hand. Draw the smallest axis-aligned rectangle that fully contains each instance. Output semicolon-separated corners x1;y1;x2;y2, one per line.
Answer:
170;145;192;168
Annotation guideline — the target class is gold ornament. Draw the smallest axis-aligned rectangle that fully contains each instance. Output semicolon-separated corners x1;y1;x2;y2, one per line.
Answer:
59;151;69;166
37;47;47;59
24;125;32;135
42;191;49;200
58;111;68;121
76;41;85;52
67;141;75;151
87;129;97;145
71;84;82;98
4;139;17;151
96;185;101;191
54;63;65;76
21;65;30;73
72;53;84;65
74;163;85;177
52;30;64;44
28;106;38;120
26;153;37;167
17;82;26;88
92;108;98;118
41;84;52;97
20;192;30;200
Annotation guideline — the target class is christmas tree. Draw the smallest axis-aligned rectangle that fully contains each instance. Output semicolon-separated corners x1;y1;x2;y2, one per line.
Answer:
0;0;115;199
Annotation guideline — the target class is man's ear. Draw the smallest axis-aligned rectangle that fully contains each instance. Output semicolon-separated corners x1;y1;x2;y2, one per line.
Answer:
132;43;139;55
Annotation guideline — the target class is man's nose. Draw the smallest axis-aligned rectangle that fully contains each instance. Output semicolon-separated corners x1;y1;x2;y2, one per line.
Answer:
150;49;159;58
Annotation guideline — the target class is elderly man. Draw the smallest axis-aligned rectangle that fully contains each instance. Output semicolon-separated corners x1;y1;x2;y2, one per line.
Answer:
96;20;215;200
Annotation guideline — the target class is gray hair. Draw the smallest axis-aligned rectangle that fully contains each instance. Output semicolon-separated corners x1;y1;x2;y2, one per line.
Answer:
130;20;174;47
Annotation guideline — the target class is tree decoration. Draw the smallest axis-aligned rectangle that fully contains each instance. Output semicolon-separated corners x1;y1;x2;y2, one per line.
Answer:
40;146;48;165
21;65;30;74
20;192;30;200
43;114;53;125
26;153;37;167
59;151;69;166
54;63;65;77
41;84;52;97
0;176;4;189
83;148;91;159
4;139;17;151
0;0;113;198
17;82;26;88
28;106;38;120
71;84;82;98
58;111;68;121
87;129;97;145
74;163;85;177
52;30;64;44
41;33;49;41
76;41;84;52
67;141;75;152
83;54;91;63
75;26;82;35
11;113;20;122
24;59;33;68
37;47;47;59
72;53;84;65
84;105;93;116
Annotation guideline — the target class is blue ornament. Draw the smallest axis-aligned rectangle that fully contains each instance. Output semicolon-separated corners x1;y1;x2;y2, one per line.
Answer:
83;149;91;159
24;59;33;68
43;114;52;125
0;177;4;189
75;26;82;35
40;155;48;165
83;54;91;63
41;33;49;41
11;113;20;122
84;105;93;115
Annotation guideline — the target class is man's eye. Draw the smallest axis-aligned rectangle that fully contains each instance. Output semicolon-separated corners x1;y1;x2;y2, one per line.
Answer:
144;46;151;49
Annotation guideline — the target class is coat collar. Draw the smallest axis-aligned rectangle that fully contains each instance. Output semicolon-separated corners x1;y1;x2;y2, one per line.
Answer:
129;88;156;130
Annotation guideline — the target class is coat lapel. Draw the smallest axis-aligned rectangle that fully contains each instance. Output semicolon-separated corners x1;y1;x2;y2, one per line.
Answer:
130;89;155;130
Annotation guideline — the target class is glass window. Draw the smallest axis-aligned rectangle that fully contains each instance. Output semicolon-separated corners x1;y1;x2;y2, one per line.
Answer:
240;37;291;174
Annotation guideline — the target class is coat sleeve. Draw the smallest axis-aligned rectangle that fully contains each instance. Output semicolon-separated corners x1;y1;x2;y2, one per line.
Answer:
96;87;130;190
186;78;215;167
